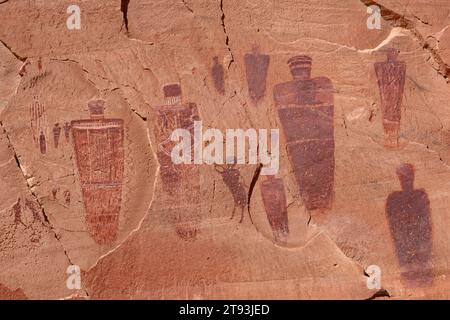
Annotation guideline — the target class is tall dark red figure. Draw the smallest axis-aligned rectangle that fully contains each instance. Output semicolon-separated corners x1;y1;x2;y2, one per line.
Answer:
273;55;335;211
153;84;202;241
375;49;406;149
386;163;433;287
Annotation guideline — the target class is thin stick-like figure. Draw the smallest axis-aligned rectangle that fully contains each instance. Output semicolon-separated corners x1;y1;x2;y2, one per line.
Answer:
214;161;248;223
30;95;48;154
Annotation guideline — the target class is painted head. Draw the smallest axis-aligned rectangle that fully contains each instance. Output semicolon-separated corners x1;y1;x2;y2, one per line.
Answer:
386;48;400;62
163;83;182;106
396;163;415;191
288;55;312;80
88;99;105;119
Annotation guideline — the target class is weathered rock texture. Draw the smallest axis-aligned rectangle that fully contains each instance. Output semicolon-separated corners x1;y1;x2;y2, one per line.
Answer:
1;0;450;299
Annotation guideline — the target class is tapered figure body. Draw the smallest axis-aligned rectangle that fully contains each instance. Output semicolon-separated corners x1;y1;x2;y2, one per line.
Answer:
71;100;124;245
53;123;61;148
386;163;433;287
375;49;406;149
30;96;48;154
64;122;71;142
153;84;201;241
273;55;335;211
244;47;270;103
260;176;289;244
212;56;225;95
39;131;47;154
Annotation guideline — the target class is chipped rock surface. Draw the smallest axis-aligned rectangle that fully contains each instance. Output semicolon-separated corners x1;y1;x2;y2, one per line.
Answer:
0;0;450;299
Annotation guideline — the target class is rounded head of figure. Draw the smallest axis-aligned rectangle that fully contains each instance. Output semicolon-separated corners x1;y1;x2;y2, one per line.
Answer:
88;99;105;119
288;55;312;80
386;48;400;62
396;163;415;191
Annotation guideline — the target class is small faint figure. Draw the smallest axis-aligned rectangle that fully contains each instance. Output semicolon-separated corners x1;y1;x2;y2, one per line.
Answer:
30;95;48;154
37;57;43;72
53;123;62;149
64;122;71;142
64;190;71;205
211;56;225;95
52;188;59;200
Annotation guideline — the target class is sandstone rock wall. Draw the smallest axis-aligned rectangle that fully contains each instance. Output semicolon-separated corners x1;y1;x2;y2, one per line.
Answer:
0;0;450;299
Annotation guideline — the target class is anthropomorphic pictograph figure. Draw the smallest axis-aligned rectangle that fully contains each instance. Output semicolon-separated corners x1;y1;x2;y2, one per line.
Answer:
386;163;433;287
273;55;335;211
375;48;406;149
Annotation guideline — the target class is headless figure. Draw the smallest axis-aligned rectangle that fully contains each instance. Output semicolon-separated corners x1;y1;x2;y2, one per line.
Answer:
386;163;433;287
211;56;225;95
260;175;289;244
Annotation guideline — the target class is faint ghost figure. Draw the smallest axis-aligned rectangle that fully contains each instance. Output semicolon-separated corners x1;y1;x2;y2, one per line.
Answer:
71;100;124;245
273;55;335;212
64;190;71;205
244;46;270;103
153;84;202;241
386;163;433;287
374;48;406;149
52;188;59;200
211;56;225;95
53;123;61;149
260;175;289;245
30;96;48;154
64;122;71;142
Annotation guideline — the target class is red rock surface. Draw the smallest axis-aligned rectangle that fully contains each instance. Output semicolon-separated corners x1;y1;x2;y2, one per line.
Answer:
1;0;450;299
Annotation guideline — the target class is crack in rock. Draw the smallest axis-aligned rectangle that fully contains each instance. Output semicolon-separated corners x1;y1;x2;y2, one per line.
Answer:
220;0;234;69
0;121;90;298
246;163;262;224
0;39;26;62
181;0;194;13
360;0;450;82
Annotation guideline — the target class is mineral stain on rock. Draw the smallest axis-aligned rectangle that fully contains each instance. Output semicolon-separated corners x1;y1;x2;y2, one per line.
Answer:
273;55;335;211
386;163;433;287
